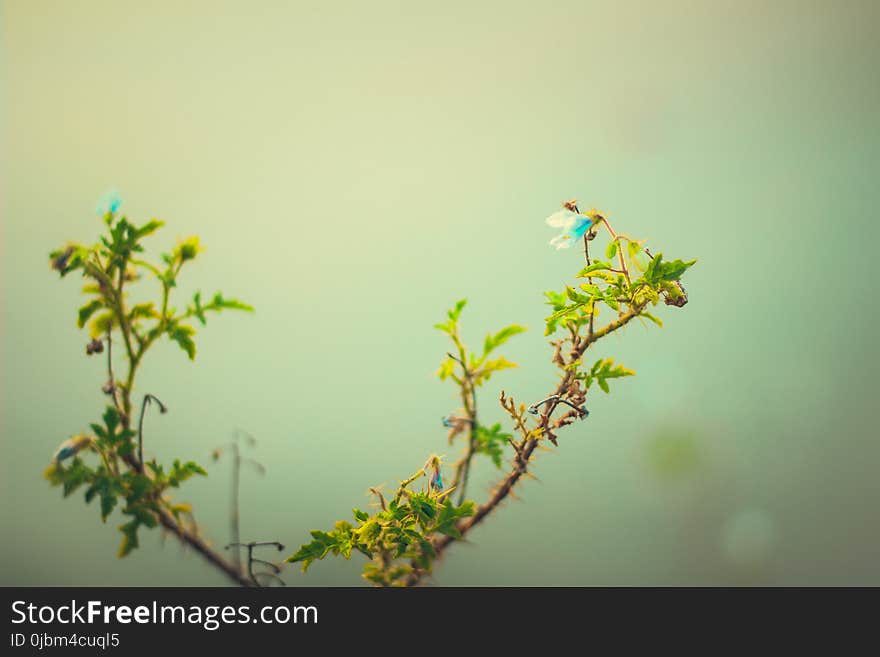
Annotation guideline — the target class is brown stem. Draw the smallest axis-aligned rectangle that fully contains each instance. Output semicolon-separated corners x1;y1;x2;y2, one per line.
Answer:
156;506;253;586
446;348;478;505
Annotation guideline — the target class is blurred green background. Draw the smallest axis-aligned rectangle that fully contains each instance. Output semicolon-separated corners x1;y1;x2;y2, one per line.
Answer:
2;0;878;586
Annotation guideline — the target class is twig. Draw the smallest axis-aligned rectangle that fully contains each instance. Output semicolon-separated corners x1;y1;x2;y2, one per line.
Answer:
118;451;254;586
446;347;478;506
137;394;167;474
404;305;644;586
105;330;124;416
583;234;595;337
226;541;285;587
214;431;264;573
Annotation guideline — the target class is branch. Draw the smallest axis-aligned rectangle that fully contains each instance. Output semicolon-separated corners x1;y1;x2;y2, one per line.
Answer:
445;349;478;505
404;305;643;586
121;452;253;587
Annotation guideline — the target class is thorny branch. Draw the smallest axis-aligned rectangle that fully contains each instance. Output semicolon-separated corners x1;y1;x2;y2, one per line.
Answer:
404;305;643;586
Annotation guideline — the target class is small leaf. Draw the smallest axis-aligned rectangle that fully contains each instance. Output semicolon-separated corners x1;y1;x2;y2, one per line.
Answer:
657;259;697;282
135;219;165;239
129;302;159;321
642;312;663;328
577;261;614;277
77;299;104;329
447;298;467;322
644;253;662;281
606;241;618;258
117;520;140;558
100;491;117;521
89;312;116;338
168;324;196;360
437;356;456;381
483;324;526;356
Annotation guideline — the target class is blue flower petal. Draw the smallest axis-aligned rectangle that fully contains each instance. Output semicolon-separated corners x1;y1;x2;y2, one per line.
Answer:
96;189;123;216
567;216;594;241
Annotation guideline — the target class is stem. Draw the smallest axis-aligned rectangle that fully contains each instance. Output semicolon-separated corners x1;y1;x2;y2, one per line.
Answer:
404;305;643;586
447;345;477;505
137;394;166;474
227;542;284;587
394;468;427;505
583;234;595;338
103;255;250;586
231;443;241;573
105;330;124;417
601;218;630;283
114;259;138;417
119;453;253;586
246;544;255;585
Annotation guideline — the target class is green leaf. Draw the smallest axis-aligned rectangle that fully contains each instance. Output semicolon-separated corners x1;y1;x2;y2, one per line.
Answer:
129;302;160;321
409;493;437;528
433;500;475;539
135;219;164;239
606;241;618;258
77;299;104;329
353;508;369;522
207;292;254;313
483;324;526;356
287;531;339;572
642;312;663;328
657;259;697;282
89;311;116;338
126;505;158;529
644;252;662;282
473;356;517;386
125;474;152;503
192;292;206;325
437;356;456;380
100;491;117;521
448;298;467;322
102;406;120;436
117;520;140;558
354;518;382;547
577;261;614;277
167;460;207;487
546;302;588;324
587;358;636;394
168;324;197;360
475;423;511;468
